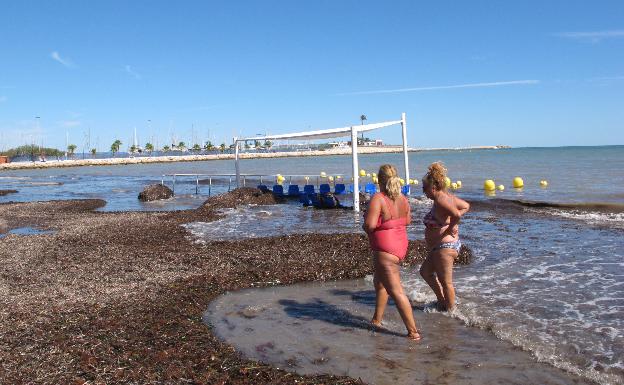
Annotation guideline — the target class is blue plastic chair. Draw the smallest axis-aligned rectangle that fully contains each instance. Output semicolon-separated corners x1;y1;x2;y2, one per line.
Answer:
257;184;269;193
401;185;410;196
349;184;354;193
288;184;300;196
319;183;331;194
365;183;377;195
303;185;315;194
334;183;346;195
272;184;284;197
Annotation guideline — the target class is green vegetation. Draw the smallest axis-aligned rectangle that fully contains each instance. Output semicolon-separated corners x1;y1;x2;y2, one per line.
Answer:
162;145;170;153
90;148;97;157
110;139;122;156
67;144;77;157
0;145;63;159
192;143;201;152
204;141;214;152
145;143;154;153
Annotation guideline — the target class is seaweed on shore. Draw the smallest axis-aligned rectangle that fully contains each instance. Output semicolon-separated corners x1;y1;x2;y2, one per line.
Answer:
0;189;471;384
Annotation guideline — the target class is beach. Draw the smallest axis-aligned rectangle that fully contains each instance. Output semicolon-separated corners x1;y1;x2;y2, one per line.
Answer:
1;147;622;384
0;189;473;384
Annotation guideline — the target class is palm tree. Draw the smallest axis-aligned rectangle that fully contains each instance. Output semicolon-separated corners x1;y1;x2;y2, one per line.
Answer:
219;143;226;153
162;145;170;153
360;114;367;141
145;142;154;154
192;143;201;152
90;148;97;158
177;141;186;151
204;141;214;152
67;144;77;157
264;140;273;150
111;139;122;157
244;141;250;150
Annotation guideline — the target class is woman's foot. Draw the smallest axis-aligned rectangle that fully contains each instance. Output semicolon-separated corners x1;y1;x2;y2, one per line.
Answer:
435;300;448;312
370;319;383;329
407;330;422;341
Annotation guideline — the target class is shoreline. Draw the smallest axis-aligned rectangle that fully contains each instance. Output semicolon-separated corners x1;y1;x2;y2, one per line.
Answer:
0;145;508;171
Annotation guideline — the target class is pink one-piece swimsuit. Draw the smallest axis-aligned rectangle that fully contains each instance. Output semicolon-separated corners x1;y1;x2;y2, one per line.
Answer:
369;193;409;260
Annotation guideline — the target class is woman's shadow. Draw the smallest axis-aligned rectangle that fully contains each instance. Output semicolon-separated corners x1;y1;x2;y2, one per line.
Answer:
278;292;404;338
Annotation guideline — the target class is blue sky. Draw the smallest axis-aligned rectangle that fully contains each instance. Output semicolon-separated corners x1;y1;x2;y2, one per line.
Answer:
1;1;623;151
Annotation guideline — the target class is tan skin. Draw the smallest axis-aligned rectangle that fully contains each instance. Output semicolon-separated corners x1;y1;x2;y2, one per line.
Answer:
363;185;420;340
419;180;469;311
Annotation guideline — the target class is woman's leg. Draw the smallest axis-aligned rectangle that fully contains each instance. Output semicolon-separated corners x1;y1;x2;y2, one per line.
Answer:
431;248;457;310
371;258;389;326
419;254;445;305
375;251;420;339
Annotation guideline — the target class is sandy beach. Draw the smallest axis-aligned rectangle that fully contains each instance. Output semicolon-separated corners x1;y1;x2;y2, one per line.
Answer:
0;188;472;384
0;146;506;171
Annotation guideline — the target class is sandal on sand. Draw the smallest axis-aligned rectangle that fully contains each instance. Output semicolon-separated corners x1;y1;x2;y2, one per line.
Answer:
407;330;422;341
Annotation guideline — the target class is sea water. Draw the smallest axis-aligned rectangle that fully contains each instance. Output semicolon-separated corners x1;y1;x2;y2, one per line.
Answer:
2;146;623;383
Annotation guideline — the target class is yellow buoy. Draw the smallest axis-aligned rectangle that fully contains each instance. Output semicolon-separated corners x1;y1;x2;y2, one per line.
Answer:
328;176;334;182
359;169;366;177
445;177;451;188
451;182;458;190
320;171;327;178
484;179;496;191
456;180;462;188
413;180;419;185
399;178;405;185
540;180;548;187
408;179;414;185
372;177;378;184
372;173;377;177
498;184;505;191
366;173;371;177
304;176;310;182
513;177;524;188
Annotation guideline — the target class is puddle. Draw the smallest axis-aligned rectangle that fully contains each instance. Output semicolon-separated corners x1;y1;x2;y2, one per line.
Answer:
205;279;587;384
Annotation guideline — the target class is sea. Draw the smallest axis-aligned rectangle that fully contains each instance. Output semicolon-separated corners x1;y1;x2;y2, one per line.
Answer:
1;146;623;384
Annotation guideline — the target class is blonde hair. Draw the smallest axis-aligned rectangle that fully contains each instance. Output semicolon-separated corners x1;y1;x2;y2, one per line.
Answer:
378;164;401;200
423;162;447;190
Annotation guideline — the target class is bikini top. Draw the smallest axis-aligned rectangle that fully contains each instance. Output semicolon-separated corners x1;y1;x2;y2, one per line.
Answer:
423;204;450;229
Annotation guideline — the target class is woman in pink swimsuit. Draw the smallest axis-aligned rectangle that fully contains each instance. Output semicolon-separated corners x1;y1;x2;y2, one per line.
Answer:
419;162;470;311
364;164;421;341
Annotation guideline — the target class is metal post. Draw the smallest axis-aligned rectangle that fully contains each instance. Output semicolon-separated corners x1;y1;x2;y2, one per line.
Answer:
401;112;410;195
351;126;360;212
172;175;176;195
196;175;199;194
234;137;240;188
228;176;232;191
209;177;212;196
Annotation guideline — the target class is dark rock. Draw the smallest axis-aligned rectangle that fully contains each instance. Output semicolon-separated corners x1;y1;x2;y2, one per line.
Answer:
0;189;18;196
138;184;174;202
0;218;7;234
201;187;283;209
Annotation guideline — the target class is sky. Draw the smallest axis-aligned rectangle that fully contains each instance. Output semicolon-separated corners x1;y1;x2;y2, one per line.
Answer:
1;0;623;151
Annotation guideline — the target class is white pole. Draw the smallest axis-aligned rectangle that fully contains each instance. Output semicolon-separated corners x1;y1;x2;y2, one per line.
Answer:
401;112;410;194
234;137;240;188
351;126;360;212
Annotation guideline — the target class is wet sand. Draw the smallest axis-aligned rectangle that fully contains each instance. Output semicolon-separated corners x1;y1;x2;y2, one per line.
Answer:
0;188;464;384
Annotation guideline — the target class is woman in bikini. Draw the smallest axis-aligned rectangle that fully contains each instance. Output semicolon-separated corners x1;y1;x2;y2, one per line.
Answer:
364;164;421;341
419;162;470;311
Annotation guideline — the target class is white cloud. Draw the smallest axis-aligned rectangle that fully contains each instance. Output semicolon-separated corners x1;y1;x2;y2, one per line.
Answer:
50;51;76;68
337;80;540;96
60;120;81;128
0;96;7;103
555;30;624;42
125;65;141;80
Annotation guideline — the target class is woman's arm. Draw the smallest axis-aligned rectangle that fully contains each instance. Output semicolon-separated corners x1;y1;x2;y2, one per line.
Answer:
404;196;412;225
363;194;382;234
456;196;470;216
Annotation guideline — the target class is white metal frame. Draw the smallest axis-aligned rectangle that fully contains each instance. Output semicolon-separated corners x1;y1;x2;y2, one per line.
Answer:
233;113;409;212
